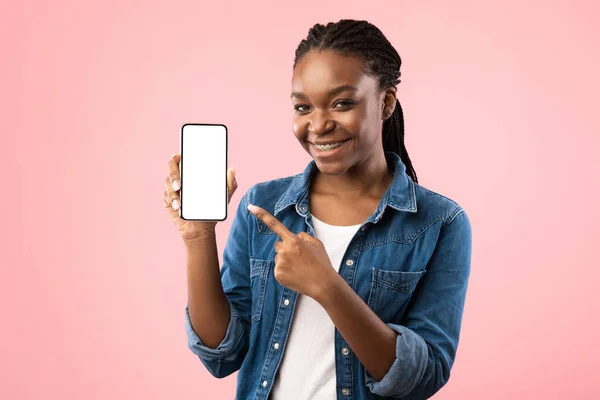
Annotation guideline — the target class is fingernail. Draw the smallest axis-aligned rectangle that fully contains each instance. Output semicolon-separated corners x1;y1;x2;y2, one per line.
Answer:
172;199;180;210
230;166;235;174
172;180;180;191
172;153;178;159
247;204;258;214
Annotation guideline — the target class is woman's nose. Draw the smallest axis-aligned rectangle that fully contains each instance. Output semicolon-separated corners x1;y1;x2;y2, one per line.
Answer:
308;113;335;135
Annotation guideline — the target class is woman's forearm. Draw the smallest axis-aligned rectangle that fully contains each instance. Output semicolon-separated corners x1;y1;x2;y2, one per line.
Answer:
185;231;231;349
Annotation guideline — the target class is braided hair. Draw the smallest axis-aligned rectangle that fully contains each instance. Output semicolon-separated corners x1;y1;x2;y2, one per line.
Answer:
293;19;418;184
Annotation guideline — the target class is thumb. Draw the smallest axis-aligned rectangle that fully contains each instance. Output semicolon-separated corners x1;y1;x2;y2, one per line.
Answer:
227;166;238;203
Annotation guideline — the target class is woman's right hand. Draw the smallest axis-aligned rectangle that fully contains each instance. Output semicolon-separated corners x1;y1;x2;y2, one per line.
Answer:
164;153;238;242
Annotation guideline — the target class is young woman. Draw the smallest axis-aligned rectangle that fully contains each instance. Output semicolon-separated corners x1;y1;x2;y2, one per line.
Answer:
164;19;472;400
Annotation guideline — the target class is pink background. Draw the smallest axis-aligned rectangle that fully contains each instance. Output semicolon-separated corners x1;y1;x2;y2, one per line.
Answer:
3;0;599;398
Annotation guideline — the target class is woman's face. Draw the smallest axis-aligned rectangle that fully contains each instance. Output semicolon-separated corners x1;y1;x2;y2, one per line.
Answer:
291;50;390;175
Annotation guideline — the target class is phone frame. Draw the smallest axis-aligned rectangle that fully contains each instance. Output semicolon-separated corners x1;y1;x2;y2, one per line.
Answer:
179;123;228;221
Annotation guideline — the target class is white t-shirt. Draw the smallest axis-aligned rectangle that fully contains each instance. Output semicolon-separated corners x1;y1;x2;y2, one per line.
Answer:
270;214;362;399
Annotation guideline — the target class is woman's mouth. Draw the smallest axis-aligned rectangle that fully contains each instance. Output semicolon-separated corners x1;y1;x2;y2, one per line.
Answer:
310;139;350;157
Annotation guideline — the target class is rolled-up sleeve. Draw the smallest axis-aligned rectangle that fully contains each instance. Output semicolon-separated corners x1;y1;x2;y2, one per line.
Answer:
364;323;428;396
185;189;253;378
364;209;472;398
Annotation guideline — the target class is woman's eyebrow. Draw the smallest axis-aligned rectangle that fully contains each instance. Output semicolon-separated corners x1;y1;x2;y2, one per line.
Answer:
291;85;358;99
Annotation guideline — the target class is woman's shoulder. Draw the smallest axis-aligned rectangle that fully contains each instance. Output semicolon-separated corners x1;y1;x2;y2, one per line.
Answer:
250;173;301;194
413;181;468;225
238;173;303;212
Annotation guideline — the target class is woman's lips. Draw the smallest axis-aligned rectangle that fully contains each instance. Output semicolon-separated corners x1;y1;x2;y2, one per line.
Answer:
310;139;350;157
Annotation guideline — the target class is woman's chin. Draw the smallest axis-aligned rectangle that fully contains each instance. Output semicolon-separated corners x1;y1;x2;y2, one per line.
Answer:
313;159;349;175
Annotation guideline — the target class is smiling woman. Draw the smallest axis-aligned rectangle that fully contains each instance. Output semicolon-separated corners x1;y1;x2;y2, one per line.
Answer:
167;19;472;400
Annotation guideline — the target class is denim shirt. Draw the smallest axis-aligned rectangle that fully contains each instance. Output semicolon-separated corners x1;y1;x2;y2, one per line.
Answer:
185;151;472;400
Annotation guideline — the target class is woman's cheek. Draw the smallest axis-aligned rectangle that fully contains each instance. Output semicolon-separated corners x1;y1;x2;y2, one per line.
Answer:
338;109;364;132
292;118;306;140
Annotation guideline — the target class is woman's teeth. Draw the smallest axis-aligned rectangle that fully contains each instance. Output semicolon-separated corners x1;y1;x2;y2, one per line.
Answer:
314;141;345;151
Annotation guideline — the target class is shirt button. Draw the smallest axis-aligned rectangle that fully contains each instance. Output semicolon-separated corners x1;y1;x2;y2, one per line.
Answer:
342;347;349;355
284;299;290;306
346;259;354;266
262;380;268;387
299;205;307;212
274;343;280;349
342;388;350;395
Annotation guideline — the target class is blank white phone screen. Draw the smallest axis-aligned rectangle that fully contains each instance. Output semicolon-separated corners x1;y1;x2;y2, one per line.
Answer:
180;124;227;221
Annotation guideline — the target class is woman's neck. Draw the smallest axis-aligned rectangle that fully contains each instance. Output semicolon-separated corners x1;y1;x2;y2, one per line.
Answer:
311;153;393;199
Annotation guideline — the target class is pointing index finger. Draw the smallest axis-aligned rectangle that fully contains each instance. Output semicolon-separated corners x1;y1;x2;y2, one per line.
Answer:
247;204;294;240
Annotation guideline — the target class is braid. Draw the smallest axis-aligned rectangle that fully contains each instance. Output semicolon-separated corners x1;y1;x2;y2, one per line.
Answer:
294;19;418;184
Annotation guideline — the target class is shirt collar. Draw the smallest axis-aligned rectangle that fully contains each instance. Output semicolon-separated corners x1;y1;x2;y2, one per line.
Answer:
274;151;417;221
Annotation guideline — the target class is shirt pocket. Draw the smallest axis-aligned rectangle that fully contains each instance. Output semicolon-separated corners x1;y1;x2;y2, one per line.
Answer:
367;269;426;322
249;258;272;324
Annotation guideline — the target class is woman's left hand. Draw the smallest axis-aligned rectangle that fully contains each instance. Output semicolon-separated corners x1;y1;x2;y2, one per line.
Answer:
247;204;337;300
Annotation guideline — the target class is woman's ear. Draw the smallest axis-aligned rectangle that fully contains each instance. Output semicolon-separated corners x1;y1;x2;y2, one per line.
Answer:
381;88;397;120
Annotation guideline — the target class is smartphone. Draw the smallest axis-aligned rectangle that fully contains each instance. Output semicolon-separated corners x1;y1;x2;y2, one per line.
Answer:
179;123;228;221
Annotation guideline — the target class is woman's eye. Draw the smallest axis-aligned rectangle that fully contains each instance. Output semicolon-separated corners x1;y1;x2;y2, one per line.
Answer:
294;104;310;112
334;100;355;108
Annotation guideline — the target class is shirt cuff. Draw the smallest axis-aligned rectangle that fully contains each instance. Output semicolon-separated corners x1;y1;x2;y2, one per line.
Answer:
364;323;428;397
185;303;246;362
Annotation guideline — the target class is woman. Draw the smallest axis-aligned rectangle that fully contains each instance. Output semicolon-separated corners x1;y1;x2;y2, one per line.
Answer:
164;19;472;400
